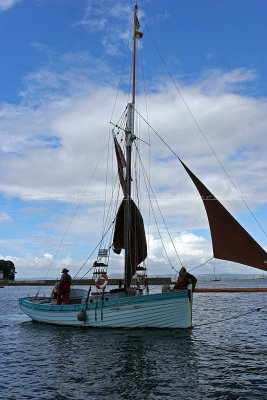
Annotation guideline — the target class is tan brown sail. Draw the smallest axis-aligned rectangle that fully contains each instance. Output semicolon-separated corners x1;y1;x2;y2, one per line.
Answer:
180;159;267;272
113;134;126;196
113;199;147;278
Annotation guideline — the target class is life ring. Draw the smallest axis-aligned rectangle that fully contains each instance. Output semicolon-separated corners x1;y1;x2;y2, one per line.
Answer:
136;276;148;289
95;273;108;290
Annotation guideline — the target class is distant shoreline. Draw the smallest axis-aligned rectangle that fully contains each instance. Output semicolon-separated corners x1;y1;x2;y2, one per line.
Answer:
0;277;172;286
1;275;266;286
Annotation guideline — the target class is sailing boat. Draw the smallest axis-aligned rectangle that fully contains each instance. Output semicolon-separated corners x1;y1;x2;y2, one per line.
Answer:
211;266;221;282
19;2;267;328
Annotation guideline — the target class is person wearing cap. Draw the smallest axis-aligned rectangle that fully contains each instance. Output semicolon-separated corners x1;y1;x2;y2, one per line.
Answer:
57;268;72;305
172;266;197;291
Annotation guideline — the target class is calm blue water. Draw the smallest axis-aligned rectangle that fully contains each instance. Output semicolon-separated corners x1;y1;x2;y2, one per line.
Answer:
0;279;266;399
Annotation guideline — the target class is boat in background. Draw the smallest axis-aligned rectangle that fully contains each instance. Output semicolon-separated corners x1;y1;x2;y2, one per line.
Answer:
211;266;221;282
19;1;267;328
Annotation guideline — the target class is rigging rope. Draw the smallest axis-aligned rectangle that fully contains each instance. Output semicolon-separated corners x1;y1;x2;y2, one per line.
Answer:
134;142;181;273
188;257;214;272
43;137;110;281
72;220;114;284
35;29;133;296
34;136;111;299
101;132;111;242
140;44;152;273
109;25;132;124
134;105;267;251
141;19;266;238
101;110;128;252
102;177;121;252
195;305;265;327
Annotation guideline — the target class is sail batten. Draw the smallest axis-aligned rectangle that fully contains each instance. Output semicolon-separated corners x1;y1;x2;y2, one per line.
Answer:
180;159;267;272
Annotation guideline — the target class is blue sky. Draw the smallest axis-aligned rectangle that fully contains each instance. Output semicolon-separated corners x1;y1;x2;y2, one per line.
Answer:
0;0;266;278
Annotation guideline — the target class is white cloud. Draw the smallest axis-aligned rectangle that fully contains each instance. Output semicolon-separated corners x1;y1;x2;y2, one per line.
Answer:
74;0;132;30
199;68;257;94
0;65;266;278
0;253;77;279
73;0;134;56
1;68;266;204
0;213;12;223
0;0;21;13
146;231;210;267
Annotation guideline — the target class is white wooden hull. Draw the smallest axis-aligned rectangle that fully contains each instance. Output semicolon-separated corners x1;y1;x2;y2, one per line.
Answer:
19;290;193;329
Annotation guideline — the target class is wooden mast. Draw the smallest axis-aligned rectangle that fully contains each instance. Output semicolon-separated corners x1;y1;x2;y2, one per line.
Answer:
124;2;138;290
132;1;137;105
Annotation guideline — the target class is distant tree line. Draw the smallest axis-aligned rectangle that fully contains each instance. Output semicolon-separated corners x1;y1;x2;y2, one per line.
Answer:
0;260;16;281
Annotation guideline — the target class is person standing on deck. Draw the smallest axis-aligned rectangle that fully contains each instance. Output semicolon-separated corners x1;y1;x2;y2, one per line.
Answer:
57;268;72;305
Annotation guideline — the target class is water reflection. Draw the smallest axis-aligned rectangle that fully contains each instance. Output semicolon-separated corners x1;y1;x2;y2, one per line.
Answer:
16;323;198;399
102;329;196;399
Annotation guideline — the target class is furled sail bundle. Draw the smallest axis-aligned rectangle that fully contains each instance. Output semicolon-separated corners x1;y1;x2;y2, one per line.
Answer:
180;159;267;272
113;199;147;278
112;130;147;279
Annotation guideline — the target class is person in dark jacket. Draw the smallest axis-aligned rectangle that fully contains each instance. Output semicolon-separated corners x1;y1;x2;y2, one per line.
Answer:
57;268;72;305
172;266;197;291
